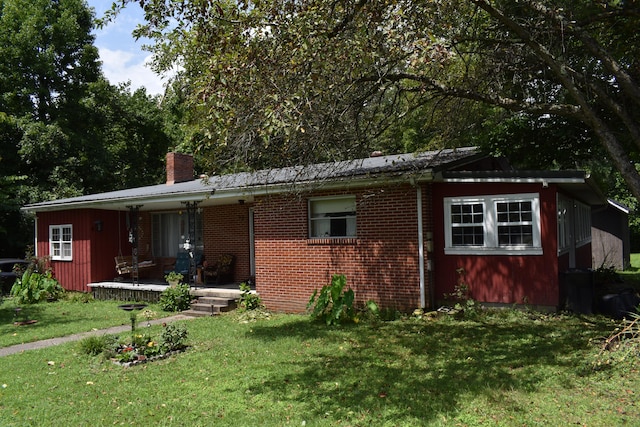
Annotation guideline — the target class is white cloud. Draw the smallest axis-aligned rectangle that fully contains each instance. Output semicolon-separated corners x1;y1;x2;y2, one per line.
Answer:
99;48;166;96
89;0;168;96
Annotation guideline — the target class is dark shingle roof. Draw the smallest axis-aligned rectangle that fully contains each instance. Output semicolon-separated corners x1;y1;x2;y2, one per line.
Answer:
21;147;484;212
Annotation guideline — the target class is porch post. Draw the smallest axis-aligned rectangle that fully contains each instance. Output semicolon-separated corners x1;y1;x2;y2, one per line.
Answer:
126;205;143;285
182;201;200;286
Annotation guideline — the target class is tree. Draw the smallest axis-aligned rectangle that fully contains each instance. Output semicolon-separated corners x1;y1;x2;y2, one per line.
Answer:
0;0;100;120
0;0;179;255
121;0;640;201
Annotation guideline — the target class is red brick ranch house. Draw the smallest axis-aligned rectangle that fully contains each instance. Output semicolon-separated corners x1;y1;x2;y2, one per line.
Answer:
22;148;605;312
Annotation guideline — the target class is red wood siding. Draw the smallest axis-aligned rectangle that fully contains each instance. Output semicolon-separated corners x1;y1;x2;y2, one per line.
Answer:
431;182;561;308
36;209;126;292
253;184;424;312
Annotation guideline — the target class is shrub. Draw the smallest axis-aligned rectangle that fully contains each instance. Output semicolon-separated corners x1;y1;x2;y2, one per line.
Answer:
160;324;188;352
159;283;192;312
444;267;480;319
307;274;355;325
79;335;109;356
11;265;64;304
238;282;262;310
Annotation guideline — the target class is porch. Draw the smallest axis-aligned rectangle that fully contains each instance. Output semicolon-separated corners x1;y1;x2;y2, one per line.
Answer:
88;280;255;316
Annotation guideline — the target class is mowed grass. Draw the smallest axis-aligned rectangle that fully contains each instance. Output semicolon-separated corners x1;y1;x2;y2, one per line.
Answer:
0;305;638;426
619;253;640;288
0;296;163;348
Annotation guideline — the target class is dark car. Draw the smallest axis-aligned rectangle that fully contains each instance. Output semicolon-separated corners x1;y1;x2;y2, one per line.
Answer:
0;258;28;295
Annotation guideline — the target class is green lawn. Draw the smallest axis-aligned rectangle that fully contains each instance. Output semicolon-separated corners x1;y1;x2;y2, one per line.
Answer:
0;295;163;348
617;253;640;288
0;301;638;426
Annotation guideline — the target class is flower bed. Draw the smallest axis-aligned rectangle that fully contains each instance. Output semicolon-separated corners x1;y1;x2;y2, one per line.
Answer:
79;323;189;366
112;347;188;367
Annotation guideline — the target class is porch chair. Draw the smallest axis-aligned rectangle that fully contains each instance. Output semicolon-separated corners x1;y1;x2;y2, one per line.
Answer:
203;254;235;285
164;251;204;283
163;252;191;278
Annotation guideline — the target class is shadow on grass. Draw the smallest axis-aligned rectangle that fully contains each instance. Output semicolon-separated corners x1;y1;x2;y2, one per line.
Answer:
0;298;111;344
0;303;44;325
245;314;611;423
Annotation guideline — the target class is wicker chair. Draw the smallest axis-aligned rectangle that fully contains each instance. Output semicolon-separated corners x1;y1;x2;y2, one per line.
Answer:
203;254;235;285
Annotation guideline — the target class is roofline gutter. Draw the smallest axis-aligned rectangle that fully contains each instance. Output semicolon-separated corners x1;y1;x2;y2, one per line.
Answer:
439;176;586;184
21;192;213;213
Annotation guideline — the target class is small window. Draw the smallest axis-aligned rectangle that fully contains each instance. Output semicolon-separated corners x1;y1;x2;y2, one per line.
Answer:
309;197;356;238
50;224;73;261
444;194;541;255
450;202;485;246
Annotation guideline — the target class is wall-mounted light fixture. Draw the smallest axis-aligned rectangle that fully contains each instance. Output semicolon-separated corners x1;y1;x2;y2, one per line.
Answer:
94;220;103;232
238;199;245;205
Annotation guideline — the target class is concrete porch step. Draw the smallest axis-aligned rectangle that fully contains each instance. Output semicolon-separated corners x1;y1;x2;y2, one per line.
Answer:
182;290;239;317
191;287;243;299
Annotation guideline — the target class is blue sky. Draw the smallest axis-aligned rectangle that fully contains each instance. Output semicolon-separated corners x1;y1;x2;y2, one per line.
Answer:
88;0;167;96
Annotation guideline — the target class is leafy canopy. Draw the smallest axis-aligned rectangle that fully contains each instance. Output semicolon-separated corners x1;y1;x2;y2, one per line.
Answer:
114;0;640;203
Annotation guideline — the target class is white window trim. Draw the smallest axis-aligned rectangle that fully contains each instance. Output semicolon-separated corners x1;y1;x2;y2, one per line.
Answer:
444;193;542;255
308;195;357;239
49;224;73;261
557;195;591;255
574;200;592;248
557;196;570;255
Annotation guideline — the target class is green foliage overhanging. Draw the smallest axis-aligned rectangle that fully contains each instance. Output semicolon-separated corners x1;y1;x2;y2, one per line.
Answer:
117;0;640;203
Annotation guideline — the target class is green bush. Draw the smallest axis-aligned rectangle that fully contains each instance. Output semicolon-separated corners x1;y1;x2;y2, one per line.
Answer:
307;274;355;325
238;282;262;310
78;335;109;356
11;266;64;304
159;283;192;312
160;323;189;352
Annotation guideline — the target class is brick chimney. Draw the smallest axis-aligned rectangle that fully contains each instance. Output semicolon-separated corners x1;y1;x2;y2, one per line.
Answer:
166;152;194;185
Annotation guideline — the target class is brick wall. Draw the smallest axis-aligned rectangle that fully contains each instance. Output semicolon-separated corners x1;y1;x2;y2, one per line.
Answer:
253;184;428;312
202;204;252;282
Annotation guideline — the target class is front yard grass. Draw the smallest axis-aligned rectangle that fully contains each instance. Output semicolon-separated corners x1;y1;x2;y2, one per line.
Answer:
619;253;640;288
0;295;163;348
0;305;638;426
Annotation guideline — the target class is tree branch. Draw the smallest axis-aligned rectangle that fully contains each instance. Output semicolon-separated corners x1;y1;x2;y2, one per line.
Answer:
361;72;582;117
470;0;640;201
527;0;640;107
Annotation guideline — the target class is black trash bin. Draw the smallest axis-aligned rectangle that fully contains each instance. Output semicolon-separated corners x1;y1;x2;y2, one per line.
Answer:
561;269;594;314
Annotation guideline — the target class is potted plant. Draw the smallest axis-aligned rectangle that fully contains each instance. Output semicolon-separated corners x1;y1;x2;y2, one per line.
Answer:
164;271;184;287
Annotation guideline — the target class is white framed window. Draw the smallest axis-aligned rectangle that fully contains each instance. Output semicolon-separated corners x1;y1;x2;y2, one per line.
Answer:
574;201;591;246
309;196;356;238
557;196;570;253
557;195;591;254
444;193;542;255
50;224;73;261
